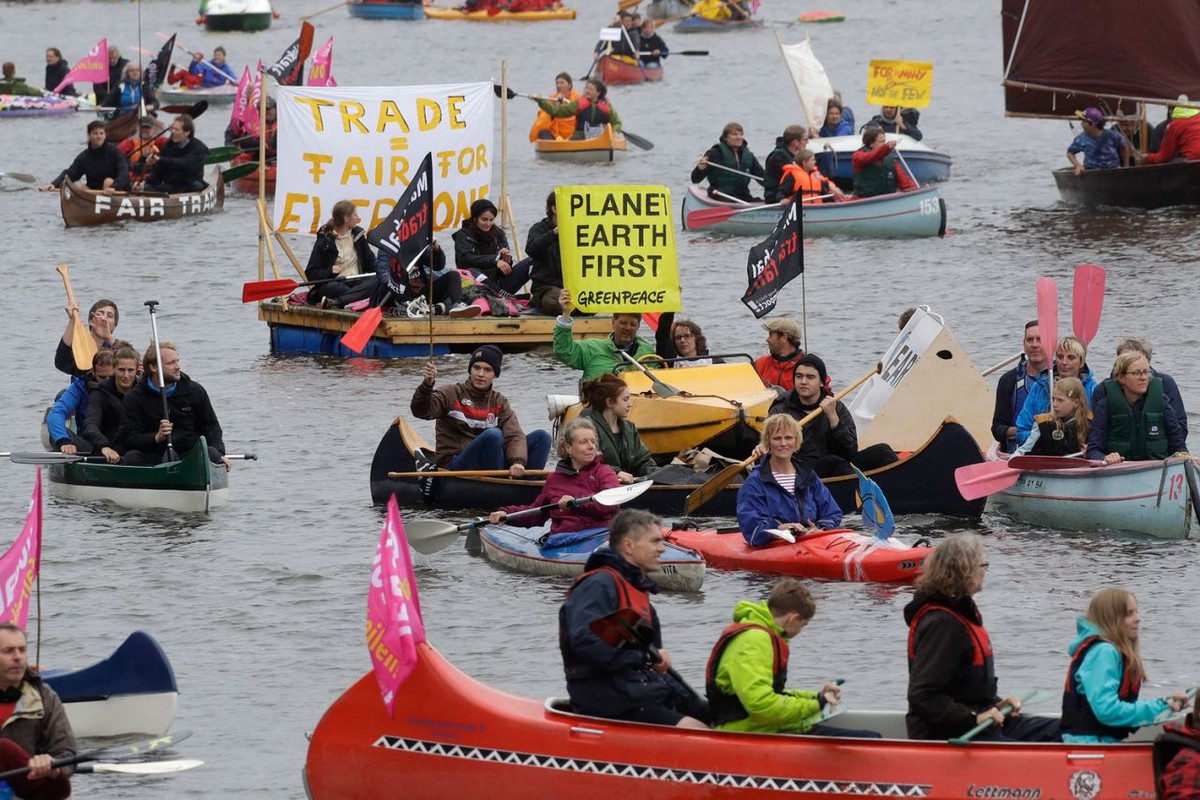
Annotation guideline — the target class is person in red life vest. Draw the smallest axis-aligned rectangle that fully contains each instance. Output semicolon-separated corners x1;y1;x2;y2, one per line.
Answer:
1061;588;1188;744
557;508;710;727
852;126;917;198
118;116;169;182
706;578;881;736
1156;692;1200;799
411;345;551;477
754;317;804;392
905;534;1060;741
0;624;76;800
535;78;623;141
778;148;846;205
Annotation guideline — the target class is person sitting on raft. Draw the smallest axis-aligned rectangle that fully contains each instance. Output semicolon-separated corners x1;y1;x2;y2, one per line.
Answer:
579;374;658;485
1015;335;1098;446
47;350;114;455
852;126;917;198
1012;376;1090;457
488;418;618;534
1087;350;1188;464
707;578;881;737
554;289;656;382
526;190;564;316
736;414;842;547
690;121;765;203
529;73;579;142
305;200;380;310
535;78;622;141
452;198;531;297
778;148;846;205
1062;587;1188;744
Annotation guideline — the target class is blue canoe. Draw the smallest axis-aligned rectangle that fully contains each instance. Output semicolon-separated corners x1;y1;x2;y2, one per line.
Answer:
480;523;706;591
674;15;762;32
348;1;426;19
44;630;178;738
812;133;953;189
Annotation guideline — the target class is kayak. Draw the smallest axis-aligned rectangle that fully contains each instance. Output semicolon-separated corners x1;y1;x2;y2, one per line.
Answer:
534;125;627;163
646;0;693;20
45;630;178;738
481;523;705;591
230;152;275;195
0;93;79;118
305;639;1175;799
665;527;928;583
812;132;953;189
424;5;577;20
674;15;761;32
59;167;225;228
46;435;229;512
348;0;427;18
680;184;947;238
159;83;238;106
594;55;663;85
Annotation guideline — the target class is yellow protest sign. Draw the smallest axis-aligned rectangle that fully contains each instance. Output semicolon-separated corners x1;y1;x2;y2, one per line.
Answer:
556;185;681;314
866;60;933;108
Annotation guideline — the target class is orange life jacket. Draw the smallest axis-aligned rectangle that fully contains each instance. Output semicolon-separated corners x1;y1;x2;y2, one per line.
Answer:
780;163;830;204
529;89;579;141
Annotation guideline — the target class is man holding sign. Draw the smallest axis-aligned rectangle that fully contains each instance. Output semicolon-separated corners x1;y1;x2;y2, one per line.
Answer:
865;59;932;141
868;106;923;140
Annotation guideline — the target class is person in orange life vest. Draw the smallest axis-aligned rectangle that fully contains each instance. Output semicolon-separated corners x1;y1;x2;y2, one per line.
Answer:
0;624;76;800
558;508;710;728
535;78;623;140
411;346;551;476
905;534;1060;742
754;317;804;392
852;126;917;198
778;148;846;205
119;116;168;181
529;72;579;141
1061;588;1188;744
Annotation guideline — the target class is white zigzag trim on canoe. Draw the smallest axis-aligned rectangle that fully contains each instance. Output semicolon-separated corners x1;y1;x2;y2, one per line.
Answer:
372;735;933;795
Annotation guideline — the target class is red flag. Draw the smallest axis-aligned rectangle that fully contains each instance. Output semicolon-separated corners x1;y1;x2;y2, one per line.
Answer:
366;495;426;717
0;470;41;629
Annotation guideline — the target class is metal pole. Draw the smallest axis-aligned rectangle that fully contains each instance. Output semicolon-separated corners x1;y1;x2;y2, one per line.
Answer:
144;301;178;462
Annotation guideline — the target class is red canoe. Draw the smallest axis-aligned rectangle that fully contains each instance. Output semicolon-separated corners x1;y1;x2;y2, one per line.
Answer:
305;641;1168;799
594;54;663;84
666;527;929;583
230;152;276;196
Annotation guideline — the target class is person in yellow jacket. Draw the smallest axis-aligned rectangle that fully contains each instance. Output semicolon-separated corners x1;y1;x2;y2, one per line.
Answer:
705;579;881;736
778;149;846;205
529;72;579;141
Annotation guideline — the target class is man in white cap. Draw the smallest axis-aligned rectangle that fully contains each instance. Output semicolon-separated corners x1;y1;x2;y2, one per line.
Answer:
755;318;805;392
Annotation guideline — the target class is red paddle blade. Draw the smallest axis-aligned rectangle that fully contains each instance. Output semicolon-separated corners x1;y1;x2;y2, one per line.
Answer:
340;306;383;354
954;461;1020;501
241;278;298;303
685;205;752;229
1035;277;1058;362
298;22;316;63
1007;455;1105;470
1071;264;1106;344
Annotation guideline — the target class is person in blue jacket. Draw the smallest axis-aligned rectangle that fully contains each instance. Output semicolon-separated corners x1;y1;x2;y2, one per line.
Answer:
1061;587;1188;744
1015;335;1096;446
47;351;114;454
736;414;842;547
188;47;237;88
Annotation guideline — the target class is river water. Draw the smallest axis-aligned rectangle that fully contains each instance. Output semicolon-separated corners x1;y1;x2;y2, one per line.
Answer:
1;0;1198;796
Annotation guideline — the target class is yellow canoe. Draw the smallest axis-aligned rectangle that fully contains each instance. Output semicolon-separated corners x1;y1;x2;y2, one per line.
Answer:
533;125;627;163
423;5;576;20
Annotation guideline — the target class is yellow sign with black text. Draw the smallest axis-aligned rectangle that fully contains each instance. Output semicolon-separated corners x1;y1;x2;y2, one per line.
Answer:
866;60;933;108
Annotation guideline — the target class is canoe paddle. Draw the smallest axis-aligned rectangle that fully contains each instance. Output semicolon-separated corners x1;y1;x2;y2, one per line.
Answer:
640;49;709;56
405;480;653;555
222;162;261;182
77;759;204;775
203;146;242;164
684;365;879;514
4;452;257;465
55;265;97;373
617;350;680;398
1036;276;1058;402
340;245;429;354
686;201;782;230
387;468;552;479
0;172;37;184
1072;264;1106;344
948;689;1048;746
703;161;767;185
0;730;191;783
242;272;377;303
490;84;654;150
954;455;1101;501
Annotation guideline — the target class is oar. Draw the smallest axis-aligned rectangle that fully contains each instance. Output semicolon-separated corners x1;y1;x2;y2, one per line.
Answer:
621;130;654;151
589;607;706;707
704;161;766;185
954;461;1020;501
145;301;178;463
302;0;351;20
684;365;879;514
242;272;376;303
221;162;260;182
686;201;781;230
492;84;550;102
980;352;1021;377
618;349;680;398
1072;264;1106;344
0;730;191;782
340;245;429;354
0;172;37;183
4;451;256;465
948;690;1042;746
55;264;97;372
77;759;204;775
640;49;709;56
387;468;552;479
1036;276;1058;410
405;480;653;554
203;146;241;164
1007;454;1102;470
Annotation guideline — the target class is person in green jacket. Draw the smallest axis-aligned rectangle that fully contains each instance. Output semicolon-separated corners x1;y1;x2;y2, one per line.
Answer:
706;579;882;737
554;289;656;382
0;62;43;97
579;373;658;483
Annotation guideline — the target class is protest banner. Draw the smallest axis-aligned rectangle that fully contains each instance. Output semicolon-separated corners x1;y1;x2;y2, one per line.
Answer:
741;200;802;318
867;59;934;107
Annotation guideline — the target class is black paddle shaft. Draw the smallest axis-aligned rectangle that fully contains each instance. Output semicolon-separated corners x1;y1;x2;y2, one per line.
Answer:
144;301;177;462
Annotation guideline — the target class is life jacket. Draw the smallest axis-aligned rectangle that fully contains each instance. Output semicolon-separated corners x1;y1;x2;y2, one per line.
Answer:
529;90;578;141
708;140;758;195
1030;413;1086;456
1153;721;1200;797
1003;362;1038;451
117;81;142;112
704;623;789;725
907;602;995;704
575;96;612;139
780;163;829;204
560;566;653;679
754;350;804;392
853;146;897;197
1060;635;1142;740
1102;377;1168;460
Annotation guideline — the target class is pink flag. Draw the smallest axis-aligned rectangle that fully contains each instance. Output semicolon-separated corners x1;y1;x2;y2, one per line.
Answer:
242;62;264;136
0;471;41;630
366;495;426;717
229;65;251;134
53;38;109;94
307;37;336;88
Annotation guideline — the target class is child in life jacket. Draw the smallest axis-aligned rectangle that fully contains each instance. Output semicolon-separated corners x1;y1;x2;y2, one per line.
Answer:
1013;377;1090;457
778;149;846;206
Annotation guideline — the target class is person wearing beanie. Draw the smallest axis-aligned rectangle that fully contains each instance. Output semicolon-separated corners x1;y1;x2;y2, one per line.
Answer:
755;318;805;392
768;353;898;478
410;349;551;476
452;198;531;296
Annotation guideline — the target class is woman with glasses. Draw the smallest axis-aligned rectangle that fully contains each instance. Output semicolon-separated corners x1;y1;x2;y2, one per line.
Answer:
904;534;1059;742
1086;351;1188;463
653;313;714;368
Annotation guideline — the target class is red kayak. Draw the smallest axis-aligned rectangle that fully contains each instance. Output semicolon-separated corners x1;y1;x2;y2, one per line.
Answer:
665;527;929;583
594;54;663;84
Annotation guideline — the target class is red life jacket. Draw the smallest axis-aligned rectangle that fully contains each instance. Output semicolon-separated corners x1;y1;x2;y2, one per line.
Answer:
562;566;654;663
907;603;994;667
1061;635;1143;740
704;622;789;725
575;96;612;131
754;350;804;391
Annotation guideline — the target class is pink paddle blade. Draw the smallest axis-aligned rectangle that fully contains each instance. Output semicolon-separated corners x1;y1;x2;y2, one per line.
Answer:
1036;277;1058;362
1072;264;1106;344
954;461;1020;501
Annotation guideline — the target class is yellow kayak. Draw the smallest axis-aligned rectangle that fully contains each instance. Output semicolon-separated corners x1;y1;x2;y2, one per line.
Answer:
423;5;576;20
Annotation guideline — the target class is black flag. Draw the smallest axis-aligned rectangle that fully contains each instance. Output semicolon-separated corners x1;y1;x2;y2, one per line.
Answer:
145;34;175;91
368;152;434;278
265;22;315;87
741;201;803;318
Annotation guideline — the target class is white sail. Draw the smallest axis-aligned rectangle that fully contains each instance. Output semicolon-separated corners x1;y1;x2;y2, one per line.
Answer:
777;37;833;130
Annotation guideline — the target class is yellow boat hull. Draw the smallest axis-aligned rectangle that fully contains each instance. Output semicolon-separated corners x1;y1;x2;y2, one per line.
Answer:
423;5;576;20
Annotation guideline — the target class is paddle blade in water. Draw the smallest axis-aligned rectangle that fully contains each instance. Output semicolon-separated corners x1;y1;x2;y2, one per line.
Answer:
1;172;37;183
340;306;383;354
1071;264;1106;344
242;278;299;303
1036;277;1058;362
621;130;655;151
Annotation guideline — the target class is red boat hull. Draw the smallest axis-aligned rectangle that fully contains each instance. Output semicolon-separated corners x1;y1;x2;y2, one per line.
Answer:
595;54;663;84
305;643;1161;799
665;527;928;583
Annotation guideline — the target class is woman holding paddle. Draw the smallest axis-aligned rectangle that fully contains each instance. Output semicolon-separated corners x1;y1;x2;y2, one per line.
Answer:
535;78;622;141
55;298;119;378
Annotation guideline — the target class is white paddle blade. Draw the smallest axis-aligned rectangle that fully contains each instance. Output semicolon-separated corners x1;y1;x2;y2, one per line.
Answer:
594;480;653;507
405;519;466;555
80;759;205;775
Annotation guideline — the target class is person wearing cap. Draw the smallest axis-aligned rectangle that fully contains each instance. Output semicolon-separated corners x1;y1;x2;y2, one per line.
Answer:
755;318;805;392
554;289;656;383
118;116;168;182
410;347;551;477
188;46;237;89
41;120;130;194
1067;107;1129;175
143;113;209;194
1141;102;1200;164
769;354;898;478
452;198;531;297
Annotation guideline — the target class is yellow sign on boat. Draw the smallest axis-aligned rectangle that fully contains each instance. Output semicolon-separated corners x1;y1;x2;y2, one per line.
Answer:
556;185;681;314
866;60;934;107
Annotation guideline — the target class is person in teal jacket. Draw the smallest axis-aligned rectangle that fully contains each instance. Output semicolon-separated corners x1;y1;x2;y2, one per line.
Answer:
1060;587;1188;744
705;578;880;736
553;289;655;382
1015;335;1096;446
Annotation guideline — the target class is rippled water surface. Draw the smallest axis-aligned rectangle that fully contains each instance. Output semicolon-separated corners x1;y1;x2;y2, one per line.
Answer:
0;0;1198;795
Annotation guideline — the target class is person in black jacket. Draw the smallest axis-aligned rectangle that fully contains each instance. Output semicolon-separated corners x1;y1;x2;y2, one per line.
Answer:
44;47;75;96
304;200;380;308
525;190;562;315
92;46;127;100
452;198;530;295
143;114;208;194
83;346;139;463
42;121;130;193
118;342;229;469
991;321;1047;453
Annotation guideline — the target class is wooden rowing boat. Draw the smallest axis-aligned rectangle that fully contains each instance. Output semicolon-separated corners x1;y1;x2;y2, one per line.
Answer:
533;125;627;163
103;110;139;144
1051;161;1200;209
594;55;663;85
46;435;229;512
349;0;427;18
304;639;1174;799
370;416;986;518
991;455;1200;539
674;14;761;32
59;166;224;228
159;83;238;106
481;523;705;591
423;4;576;20
680;184;947;238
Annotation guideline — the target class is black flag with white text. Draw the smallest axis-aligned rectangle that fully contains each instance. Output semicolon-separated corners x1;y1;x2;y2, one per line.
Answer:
741;202;803;318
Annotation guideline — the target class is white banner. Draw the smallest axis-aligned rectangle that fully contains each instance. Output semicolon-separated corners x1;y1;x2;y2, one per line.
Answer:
273;83;493;234
848;306;944;429
780;39;833;131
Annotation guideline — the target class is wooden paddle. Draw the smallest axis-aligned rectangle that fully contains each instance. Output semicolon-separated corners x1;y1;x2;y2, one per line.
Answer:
1072;264;1106;344
684;365;880;514
5;452;256;465
686;201;781;230
55;265;97;372
302;0;351;20
387;468;552;479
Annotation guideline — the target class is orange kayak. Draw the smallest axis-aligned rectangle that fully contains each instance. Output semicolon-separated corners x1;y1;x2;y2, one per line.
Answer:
595;54;663;85
533;124;627;163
